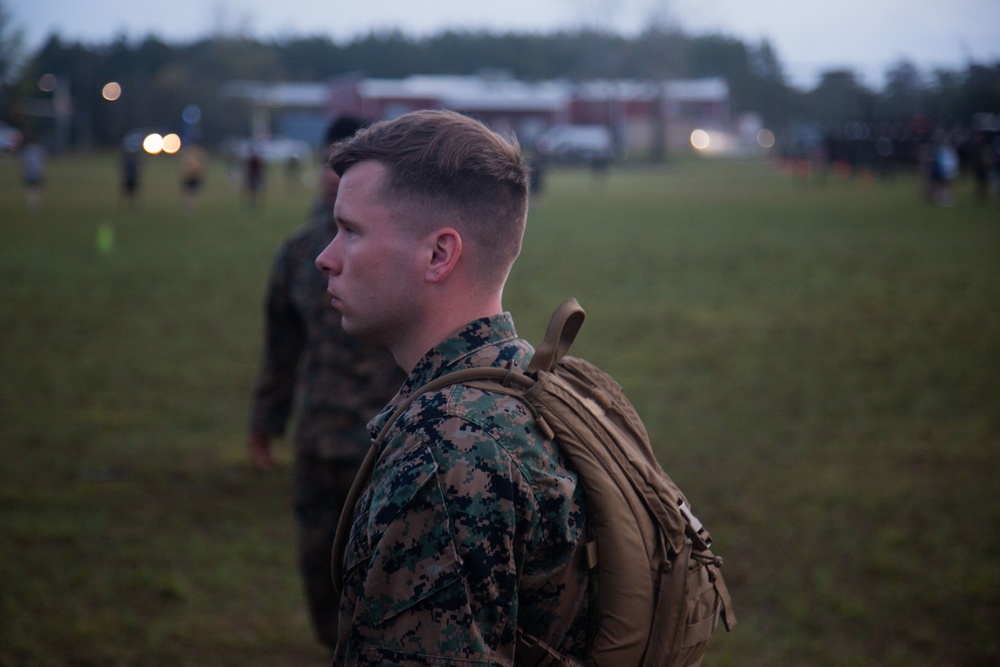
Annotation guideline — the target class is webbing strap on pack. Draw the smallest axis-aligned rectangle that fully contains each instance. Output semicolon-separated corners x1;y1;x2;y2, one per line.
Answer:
528;298;585;373
516;629;584;667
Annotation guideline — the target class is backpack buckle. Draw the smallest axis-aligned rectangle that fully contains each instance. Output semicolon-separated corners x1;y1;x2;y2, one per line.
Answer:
679;499;713;550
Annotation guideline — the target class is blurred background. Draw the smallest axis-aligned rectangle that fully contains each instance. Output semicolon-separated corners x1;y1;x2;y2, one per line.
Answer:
1;0;999;166
1;1;998;666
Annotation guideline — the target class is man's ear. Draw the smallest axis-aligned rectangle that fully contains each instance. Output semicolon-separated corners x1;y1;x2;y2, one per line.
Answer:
425;228;462;284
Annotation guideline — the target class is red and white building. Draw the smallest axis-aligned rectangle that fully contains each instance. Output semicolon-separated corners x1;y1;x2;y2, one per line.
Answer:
223;73;730;157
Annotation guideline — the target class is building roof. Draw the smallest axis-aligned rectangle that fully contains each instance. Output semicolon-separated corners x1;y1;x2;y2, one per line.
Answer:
222;75;728;113
360;75;568;112
568;79;661;102
219;81;329;107
661;77;729;102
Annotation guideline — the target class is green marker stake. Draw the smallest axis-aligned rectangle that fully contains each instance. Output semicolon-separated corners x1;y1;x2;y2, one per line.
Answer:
96;222;115;256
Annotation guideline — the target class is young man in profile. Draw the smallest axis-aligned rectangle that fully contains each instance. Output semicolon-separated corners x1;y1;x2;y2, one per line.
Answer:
316;110;591;665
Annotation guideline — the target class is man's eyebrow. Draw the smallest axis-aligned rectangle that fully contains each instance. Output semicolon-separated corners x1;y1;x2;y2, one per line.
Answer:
334;210;358;228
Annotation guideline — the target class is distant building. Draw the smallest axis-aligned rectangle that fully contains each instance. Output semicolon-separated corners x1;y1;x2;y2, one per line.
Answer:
326;73;570;145
564;78;729;157
219;81;333;145
221;73;730;158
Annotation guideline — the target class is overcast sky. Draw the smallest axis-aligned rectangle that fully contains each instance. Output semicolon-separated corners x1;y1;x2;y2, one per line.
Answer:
10;0;1000;88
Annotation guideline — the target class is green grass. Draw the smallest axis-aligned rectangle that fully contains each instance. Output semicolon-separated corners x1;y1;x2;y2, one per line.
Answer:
2;153;998;666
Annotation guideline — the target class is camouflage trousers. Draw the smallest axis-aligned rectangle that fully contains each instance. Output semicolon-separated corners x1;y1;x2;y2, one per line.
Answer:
293;453;364;652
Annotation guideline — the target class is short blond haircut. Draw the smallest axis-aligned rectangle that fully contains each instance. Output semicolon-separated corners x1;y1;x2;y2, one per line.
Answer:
329;110;529;286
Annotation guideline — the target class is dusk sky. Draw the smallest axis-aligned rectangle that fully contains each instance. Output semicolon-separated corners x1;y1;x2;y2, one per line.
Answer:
11;0;1000;88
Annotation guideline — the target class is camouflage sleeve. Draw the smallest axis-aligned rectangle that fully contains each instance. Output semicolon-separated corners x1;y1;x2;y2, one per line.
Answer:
248;247;304;436
337;415;528;666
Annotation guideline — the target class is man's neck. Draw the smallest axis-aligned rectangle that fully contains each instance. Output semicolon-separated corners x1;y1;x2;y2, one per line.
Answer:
393;295;504;373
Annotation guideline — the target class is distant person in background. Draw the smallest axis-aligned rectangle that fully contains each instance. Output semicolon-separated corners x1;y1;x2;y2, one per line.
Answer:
929;131;959;207
20;141;47;214
969;131;993;206
121;146;141;207
528;148;547;199
226;149;243;192
918;138;936;204
180;145;207;214
245;147;265;210
247;116;403;653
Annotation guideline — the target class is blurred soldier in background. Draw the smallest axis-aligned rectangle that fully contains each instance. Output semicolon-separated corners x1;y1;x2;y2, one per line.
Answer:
247;117;403;652
180;144;207;214
121;144;140;207
20;140;47;214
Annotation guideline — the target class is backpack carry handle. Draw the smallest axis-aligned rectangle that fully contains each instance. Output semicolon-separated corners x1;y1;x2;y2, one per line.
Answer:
528;298;585;373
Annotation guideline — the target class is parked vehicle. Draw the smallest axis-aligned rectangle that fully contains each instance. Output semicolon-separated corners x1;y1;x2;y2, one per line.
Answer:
535;124;613;163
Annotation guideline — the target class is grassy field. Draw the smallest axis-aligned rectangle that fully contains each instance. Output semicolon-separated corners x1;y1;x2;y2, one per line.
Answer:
1;151;998;666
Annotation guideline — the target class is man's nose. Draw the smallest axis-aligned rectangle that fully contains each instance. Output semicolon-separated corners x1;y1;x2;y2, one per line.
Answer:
315;238;340;275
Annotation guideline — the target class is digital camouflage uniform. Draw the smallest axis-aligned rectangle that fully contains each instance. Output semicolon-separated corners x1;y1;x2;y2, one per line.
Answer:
249;201;403;650
333;314;591;666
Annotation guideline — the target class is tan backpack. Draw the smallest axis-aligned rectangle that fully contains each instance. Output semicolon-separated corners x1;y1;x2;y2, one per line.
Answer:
332;298;736;667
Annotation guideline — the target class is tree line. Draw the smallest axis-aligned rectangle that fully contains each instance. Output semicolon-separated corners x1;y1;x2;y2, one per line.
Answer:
2;25;998;151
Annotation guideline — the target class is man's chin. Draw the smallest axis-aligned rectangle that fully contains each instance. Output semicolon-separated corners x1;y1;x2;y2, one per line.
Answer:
338;315;368;339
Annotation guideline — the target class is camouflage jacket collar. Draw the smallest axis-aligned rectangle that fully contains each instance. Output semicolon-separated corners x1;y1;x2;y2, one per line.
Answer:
368;312;531;438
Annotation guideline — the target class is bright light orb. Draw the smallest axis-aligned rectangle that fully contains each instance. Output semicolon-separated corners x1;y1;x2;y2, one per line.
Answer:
143;133;164;154
102;82;122;101
757;128;776;149
162;133;182;154
690;129;711;150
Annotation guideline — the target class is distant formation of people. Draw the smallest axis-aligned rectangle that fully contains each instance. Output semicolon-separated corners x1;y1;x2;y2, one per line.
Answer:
9;117;997;218
777;119;1000;207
